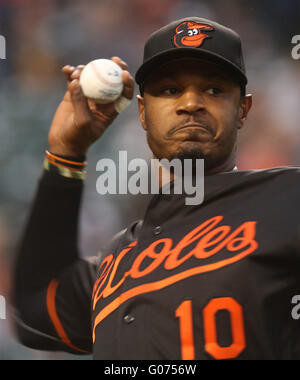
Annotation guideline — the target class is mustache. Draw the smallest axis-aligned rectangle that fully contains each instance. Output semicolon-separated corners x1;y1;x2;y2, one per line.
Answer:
168;117;215;137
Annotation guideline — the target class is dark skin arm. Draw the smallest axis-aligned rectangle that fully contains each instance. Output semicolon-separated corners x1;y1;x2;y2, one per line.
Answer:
13;57;134;352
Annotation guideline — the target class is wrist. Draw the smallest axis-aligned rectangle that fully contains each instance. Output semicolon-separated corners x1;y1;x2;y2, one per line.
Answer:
44;150;87;180
48;142;88;159
48;150;86;163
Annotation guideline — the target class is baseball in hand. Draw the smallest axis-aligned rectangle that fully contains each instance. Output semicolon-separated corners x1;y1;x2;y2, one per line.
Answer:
79;59;124;104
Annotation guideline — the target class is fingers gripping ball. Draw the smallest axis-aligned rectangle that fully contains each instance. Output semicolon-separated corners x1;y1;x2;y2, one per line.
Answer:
79;59;124;104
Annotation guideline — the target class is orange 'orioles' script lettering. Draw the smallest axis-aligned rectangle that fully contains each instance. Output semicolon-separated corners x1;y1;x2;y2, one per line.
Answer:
92;216;258;342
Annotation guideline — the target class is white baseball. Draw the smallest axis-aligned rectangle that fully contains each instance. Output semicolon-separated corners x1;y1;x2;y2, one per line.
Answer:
79;59;124;104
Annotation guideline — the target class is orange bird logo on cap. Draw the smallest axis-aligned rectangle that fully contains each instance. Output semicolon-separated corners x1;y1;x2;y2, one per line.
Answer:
174;21;214;48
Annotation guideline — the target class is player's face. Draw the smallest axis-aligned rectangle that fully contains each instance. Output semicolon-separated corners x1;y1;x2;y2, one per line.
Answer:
138;59;252;173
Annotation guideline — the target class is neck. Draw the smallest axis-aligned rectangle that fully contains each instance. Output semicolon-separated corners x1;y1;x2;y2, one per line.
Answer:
204;155;237;176
153;155;237;189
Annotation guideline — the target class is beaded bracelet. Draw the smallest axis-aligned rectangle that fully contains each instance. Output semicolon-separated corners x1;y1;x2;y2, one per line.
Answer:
44;151;87;180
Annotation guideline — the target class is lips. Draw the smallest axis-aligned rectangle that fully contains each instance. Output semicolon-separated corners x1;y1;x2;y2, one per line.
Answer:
174;123;213;136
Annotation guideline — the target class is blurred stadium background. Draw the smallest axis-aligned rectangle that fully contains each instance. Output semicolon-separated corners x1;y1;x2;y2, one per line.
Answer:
0;0;299;359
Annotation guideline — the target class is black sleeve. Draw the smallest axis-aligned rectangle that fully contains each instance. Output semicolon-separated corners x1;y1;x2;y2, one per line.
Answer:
12;169;99;355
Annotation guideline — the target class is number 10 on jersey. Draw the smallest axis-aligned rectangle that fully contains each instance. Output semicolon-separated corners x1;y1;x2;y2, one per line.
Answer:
175;297;246;360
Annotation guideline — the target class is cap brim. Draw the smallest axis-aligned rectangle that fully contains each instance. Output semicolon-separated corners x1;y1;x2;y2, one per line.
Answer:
135;48;248;90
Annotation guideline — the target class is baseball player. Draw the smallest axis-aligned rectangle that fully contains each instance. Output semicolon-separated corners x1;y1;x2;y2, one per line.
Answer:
13;17;300;360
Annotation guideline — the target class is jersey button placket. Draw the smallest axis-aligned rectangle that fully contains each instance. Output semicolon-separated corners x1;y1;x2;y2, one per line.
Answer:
153;226;162;235
124;314;135;324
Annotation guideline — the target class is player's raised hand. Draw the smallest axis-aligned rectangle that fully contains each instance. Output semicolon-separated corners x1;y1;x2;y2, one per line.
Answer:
48;57;134;157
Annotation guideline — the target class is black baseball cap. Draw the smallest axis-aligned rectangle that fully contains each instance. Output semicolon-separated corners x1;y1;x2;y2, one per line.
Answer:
135;17;248;94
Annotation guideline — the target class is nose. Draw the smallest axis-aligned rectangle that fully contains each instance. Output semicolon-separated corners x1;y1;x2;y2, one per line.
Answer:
176;88;206;115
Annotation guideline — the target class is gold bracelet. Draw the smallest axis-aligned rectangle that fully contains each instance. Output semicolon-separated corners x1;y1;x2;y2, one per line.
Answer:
44;159;86;180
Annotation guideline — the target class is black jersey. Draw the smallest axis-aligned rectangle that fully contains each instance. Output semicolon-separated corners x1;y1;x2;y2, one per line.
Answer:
13;167;300;360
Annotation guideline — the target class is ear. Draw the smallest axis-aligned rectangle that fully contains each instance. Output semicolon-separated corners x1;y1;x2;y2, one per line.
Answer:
137;95;147;131
237;94;252;130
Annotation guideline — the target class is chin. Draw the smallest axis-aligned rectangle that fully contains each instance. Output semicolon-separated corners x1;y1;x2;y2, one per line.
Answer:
149;139;206;164
169;144;206;162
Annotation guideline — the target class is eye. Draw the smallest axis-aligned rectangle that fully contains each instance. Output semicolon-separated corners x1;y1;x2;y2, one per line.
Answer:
162;87;180;96
188;30;194;37
206;87;223;96
193;28;199;35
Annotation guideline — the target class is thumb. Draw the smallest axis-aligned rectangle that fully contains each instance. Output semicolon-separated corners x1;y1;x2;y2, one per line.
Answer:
69;79;91;128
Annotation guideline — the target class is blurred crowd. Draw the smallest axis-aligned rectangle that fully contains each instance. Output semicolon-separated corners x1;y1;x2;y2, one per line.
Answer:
0;0;299;359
